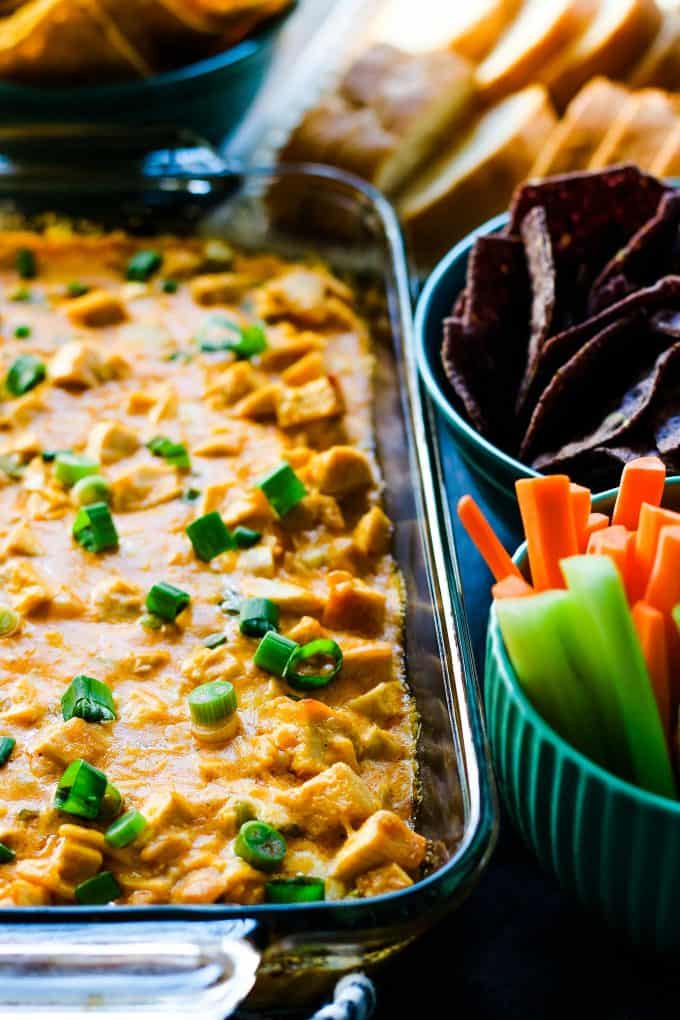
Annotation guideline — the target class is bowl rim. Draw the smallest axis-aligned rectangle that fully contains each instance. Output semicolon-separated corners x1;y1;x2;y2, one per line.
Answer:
0;3;292;99
489;475;680;814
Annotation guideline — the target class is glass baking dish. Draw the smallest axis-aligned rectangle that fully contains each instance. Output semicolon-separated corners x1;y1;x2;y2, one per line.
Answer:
0;127;497;1018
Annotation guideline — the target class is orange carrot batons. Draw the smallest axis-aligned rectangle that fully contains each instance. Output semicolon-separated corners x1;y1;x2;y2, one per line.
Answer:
492;575;534;599
612;456;665;531
644;525;680;613
515;475;578;590
632;601;671;738
586;525;635;598
456;495;521;582
570;483;592;551
583;512;609;542
630;504;680;603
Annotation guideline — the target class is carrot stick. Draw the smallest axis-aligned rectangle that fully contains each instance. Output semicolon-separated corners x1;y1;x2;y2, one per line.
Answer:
632;601;671;739
612;456;665;531
583;512;609;542
570;483;592;551
515;475;578;590
630;504;680;603
457;495;521;582
587;525;635;599
644;525;680;613
492;575;534;599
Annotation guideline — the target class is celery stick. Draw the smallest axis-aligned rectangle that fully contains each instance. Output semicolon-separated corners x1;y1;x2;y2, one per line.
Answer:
561;555;676;799
495;591;606;764
673;605;680;636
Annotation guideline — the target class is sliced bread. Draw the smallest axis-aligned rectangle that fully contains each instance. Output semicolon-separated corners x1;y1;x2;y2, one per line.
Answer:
475;0;596;102
530;76;630;176
539;0;662;110
651;120;680;177
449;0;522;61
399;85;558;263
628;9;680;89
588;87;680;170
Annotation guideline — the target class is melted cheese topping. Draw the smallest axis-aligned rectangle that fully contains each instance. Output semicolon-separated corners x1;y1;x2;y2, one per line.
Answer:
0;232;423;906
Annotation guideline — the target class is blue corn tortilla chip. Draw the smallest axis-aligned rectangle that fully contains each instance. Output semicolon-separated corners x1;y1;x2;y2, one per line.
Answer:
441;316;493;438
516;206;559;413
533;444;655;491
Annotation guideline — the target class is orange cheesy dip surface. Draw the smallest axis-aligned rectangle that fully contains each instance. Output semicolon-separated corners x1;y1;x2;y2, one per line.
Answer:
0;231;424;907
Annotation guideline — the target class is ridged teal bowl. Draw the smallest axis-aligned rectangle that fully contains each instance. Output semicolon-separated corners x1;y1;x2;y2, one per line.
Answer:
485;477;680;953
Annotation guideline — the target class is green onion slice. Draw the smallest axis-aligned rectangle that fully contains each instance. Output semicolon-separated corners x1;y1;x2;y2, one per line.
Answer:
145;581;190;621
234;820;286;872
13;325;30;339
75;871;121;905
0;736;15;767
239;597;279;638
72;474;111;506
126;250;162;282
105;808;147;849
73;502;119;553
0;842;15;863
100;782;122;820
203;632;227;649
188;680;237;726
61;675;116;724
256;463;307;518
6;354;46;397
233;526;261;549
195;314;266;359
232;324;267;359
253;631;298;677
54;759;107;819
186;511;234;562
15;248;36;279
146;435;190;471
265;876;325;903
55;453;100;487
67;281;89;298
0;606;19;636
284;638;343;691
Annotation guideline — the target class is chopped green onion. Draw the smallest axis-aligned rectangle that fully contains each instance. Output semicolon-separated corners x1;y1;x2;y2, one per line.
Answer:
0;736;15;767
203;632;227;649
254;631;298;677
195;314;267;359
99;782;123;820
161;278;178;294
0;606;19;636
66;281;89;298
232;324;267;359
184;487;201;502
186;511;234;562
61;675;116;724
188;680;237;726
105;809;147;849
42;449;69;463
72;502;118;554
239;597;279;638
284;638;343;691
146;435;190;471
145;581;190;621
6;354;45;397
72;474;111;506
140;612;163;631
10;286;31;302
256;463;306;518
234;820;286;872
54;759;107;819
15;248;36;279
75;871;121;905
233;526;261;549
265;876;325;903
126;250;162;282
13;324;30;339
55;452;99;487
0;842;15;863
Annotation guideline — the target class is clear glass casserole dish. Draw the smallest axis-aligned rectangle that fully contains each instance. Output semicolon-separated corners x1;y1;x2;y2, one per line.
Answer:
0;127;497;1018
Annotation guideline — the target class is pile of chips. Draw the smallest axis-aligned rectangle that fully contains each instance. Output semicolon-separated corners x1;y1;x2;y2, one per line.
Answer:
441;165;680;489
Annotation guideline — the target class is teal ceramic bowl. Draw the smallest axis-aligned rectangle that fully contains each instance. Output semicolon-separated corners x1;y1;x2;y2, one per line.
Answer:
0;7;292;144
485;477;680;954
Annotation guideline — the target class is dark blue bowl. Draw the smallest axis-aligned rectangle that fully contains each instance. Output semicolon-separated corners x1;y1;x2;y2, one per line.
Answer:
0;7;292;145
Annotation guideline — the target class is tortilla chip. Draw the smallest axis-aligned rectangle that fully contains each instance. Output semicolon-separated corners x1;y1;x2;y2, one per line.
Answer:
516;206;557;413
533;444;654;490
0;0;150;84
441;316;494;439
652;308;680;339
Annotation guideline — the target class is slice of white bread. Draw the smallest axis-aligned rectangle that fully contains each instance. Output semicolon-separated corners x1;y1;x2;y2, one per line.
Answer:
530;76;630;176
628;9;680;89
372;0;517;56
539;0;662;110
475;0;596;102
280;44;476;197
588;87;680;170
449;0;522;61
399;85;558;263
651;120;680;177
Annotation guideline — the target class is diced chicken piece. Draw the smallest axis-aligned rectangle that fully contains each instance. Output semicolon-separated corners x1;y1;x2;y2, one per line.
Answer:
359;724;404;761
50;341;127;389
254;268;352;325
90;575;143;621
239;544;275;577
353;506;392;556
282;351;326;386
111;462;181;511
86;420;139;464
181;644;240;689
140;833;191;864
0;521;42;559
280;492;345;533
222;487;273;528
323;578;386;634
50;585;87;619
341;643;394;684
199;482;229;515
1;677;45;725
0;428;41;459
123;649;171;675
243;577;326;616
53;824;105;884
0;878;50;906
3;560;53;614
312;446;374;496
205;361;255;407
193;430;242;457
65;289;127;328
171;866;229;904
356;862;413;897
0;390;44;428
203;239;234;268
330;810;426;881
147;383;178;423
280;762;379;838
123;688;170;725
345;681;404;722
272;698;360;778
259;325;323;371
189;272;254;306
126;390;155;414
31;716;111;768
163;248;203;278
287;615;328;644
233;383;281;420
220;858;265;905
276;377;344;428
140;790;197;834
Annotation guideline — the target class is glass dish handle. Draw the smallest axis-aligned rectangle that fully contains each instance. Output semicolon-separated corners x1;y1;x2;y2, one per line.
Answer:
0;923;260;1018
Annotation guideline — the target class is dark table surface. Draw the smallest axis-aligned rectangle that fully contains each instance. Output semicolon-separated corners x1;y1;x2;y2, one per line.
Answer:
373;415;680;1019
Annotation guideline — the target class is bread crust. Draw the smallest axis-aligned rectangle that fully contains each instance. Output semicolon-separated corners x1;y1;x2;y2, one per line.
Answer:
628;10;680;90
588;87;680;170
